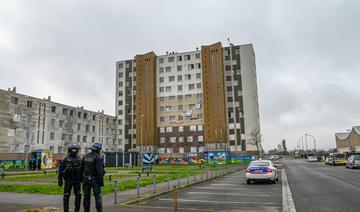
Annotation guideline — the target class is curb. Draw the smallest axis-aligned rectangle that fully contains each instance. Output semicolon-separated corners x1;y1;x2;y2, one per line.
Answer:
122;167;242;206
282;168;296;212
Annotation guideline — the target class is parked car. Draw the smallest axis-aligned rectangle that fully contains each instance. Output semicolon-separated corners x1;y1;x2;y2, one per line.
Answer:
308;156;318;162
246;160;279;184
346;155;360;169
325;156;333;165
270;155;280;160
331;153;347;166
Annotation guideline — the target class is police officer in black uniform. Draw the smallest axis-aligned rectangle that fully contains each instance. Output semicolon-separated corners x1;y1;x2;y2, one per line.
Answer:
82;143;104;212
58;143;82;212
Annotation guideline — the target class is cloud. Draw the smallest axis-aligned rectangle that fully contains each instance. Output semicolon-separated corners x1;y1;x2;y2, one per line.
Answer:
0;0;359;150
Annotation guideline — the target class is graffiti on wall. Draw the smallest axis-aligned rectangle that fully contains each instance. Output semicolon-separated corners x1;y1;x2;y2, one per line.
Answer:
0;160;26;170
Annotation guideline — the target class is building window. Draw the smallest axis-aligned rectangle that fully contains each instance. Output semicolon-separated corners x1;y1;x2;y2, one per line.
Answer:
177;56;182;61
198;135;204;142
77;123;81;130
160;106;164;112
169;116;176;122
190;125;197;132
198;125;203;131
83;136;87;143
177;85;183;91
83;113;88;119
185;94;192;100
160;97;164;101
188;84;195;90
118;110;123;115
178;95;183;100
118;63;124;69
189;104;196;110
178;105;183;111
58;146;64;153
51;106;56;113
10;96;18;105
170;137;176;143
178;115;183;120
159;67;164;73
119;91;123;96
7;128;15;137
196;83;201;89
166;126;173;132
85;124;90;132
119;81;123;87
187;136;193;142
49;146;54;152
165;66;171;72
92;137;95;143
13;113;21;122
160;137;165;143
177;75;182;81
179;147;184;153
165;86;172;92
179;137;184;143
61;134;66;141
177;65;182;71
10;144;19;153
51;119;56;127
166;106;172;112
188;64;194;70
179;126;184;132
185;54;191;61
49;132;55;140
197;93;202;100
59;120;64;128
195;53;200;59
190;146;197;153
77;135;81;142
168;57;174;63
196;63;201;69
92;115;96;121
27;100;33;108
92;126;96;132
169;96;176;101
160;116;165;122
159;58;164;64
166;148;173;154
159;87;164;92
160;127;165;133
185;74;191;80
169;76;175;82
118;100;123;106
196;73;201;79
159;77;164;83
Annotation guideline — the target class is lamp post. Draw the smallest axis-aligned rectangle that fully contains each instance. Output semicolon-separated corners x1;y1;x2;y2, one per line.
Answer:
305;134;316;154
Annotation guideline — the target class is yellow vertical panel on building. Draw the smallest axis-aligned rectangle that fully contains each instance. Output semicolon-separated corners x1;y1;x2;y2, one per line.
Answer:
201;42;227;145
135;52;157;146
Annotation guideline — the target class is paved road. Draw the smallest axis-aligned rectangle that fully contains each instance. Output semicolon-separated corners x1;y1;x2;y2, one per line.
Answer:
136;170;282;211
284;160;360;212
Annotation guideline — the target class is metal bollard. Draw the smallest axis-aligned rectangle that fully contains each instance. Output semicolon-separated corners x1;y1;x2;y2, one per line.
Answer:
114;179;118;204
186;171;189;184
1;173;4;179
109;175;112;182
167;172;170;190
177;170;180;187
153;175;156;194
44;170;46;175
200;170;203;180
173;186;178;212
137;176;140;198
193;170;196;182
206;169;208;179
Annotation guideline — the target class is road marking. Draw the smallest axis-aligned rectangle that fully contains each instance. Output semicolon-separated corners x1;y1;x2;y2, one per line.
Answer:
210;183;238;186
187;191;281;197
159;198;281;206
282;168;297;212
193;186;279;191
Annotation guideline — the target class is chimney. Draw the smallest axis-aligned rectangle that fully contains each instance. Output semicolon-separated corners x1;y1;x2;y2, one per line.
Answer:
166;51;169;55
47;96;51;101
196;47;199;51
7;88;10;92
12;87;16;92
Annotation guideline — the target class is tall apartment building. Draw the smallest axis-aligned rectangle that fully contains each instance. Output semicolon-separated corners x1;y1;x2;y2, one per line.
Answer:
0;88;117;155
115;42;261;156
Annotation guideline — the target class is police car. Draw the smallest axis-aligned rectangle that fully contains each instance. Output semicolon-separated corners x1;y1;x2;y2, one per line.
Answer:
245;159;279;184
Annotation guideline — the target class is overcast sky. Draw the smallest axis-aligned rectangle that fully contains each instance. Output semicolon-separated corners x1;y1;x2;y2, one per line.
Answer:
1;0;359;151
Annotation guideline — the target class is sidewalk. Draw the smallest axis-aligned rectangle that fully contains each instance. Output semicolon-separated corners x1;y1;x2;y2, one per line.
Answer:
0;167;241;211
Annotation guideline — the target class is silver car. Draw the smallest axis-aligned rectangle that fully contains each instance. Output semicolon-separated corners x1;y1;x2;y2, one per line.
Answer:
246;160;279;184
346;155;360;169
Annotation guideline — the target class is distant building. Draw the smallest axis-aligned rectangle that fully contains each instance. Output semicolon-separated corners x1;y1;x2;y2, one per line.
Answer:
335;126;360;153
115;42;261;156
0;87;117;156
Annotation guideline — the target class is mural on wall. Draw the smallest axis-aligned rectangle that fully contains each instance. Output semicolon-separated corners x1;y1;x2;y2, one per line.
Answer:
159;156;205;165
230;155;253;164
0;160;26;170
205;151;229;165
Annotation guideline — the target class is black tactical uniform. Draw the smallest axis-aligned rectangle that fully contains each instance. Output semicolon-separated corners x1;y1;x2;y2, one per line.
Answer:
58;144;82;212
82;143;104;212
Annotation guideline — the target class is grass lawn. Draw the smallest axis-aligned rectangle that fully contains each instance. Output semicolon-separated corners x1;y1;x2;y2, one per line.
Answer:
0;164;237;195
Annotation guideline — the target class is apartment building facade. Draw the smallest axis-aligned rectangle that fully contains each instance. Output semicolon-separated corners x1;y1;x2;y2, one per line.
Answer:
0;88;117;155
115;42;261;156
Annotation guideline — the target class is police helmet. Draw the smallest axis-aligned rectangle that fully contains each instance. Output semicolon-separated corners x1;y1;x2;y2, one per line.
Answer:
89;143;102;151
68;143;80;153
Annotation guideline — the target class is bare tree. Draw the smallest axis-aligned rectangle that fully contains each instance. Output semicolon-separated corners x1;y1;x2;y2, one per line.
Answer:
247;128;262;157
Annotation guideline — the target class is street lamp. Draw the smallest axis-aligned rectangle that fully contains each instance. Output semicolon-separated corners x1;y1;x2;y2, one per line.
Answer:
305;134;316;154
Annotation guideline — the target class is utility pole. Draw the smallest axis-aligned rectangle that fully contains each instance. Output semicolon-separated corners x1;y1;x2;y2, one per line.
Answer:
305;134;316;154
